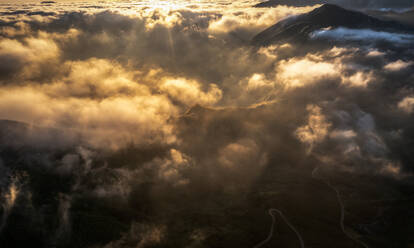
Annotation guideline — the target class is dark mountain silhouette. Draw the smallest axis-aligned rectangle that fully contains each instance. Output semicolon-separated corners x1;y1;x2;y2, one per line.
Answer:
253;0;414;9
254;0;325;7
251;4;414;46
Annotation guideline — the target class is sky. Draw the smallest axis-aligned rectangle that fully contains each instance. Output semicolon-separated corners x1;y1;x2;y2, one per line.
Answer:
0;0;414;247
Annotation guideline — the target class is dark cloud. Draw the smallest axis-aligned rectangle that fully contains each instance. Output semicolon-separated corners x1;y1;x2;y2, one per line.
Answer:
368;9;414;26
0;54;22;79
0;10;28;15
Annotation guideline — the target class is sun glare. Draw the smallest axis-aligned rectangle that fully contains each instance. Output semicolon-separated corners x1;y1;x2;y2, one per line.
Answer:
146;0;184;11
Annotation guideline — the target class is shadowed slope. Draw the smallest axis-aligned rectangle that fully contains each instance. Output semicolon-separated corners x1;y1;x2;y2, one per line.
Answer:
251;4;414;46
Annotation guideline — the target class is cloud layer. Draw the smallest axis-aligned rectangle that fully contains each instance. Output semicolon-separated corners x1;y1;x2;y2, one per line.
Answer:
0;2;413;248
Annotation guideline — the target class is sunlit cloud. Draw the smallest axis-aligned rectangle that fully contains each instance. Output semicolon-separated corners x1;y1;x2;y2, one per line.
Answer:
384;60;413;71
295;105;331;152
0;1;413;247
398;96;414;113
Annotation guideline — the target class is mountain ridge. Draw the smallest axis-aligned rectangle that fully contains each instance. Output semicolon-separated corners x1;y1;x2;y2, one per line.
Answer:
251;4;414;46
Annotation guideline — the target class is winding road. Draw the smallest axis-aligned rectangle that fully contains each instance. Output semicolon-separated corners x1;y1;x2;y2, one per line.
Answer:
312;167;369;248
253;167;371;248
253;208;305;248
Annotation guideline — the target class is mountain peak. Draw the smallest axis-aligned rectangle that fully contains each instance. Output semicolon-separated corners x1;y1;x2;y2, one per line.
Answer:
315;3;344;11
251;4;413;46
305;4;376;27
308;4;350;17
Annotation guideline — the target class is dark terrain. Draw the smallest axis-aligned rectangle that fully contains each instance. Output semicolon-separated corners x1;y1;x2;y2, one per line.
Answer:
0;115;413;248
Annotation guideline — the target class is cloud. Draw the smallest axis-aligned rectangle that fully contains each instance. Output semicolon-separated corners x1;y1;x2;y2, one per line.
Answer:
159;78;222;106
207;5;314;34
310;27;414;44
276;57;339;88
295;105;331;152
0;3;414;248
45;58;149;99
398;96;414;112
274;48;375;88
218;139;267;170
152;149;191;186
0;35;60;82
0;58;180;149
366;49;385;57
0;175;21;233
384;60;413;71
329;129;357;139
103;223;166;248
